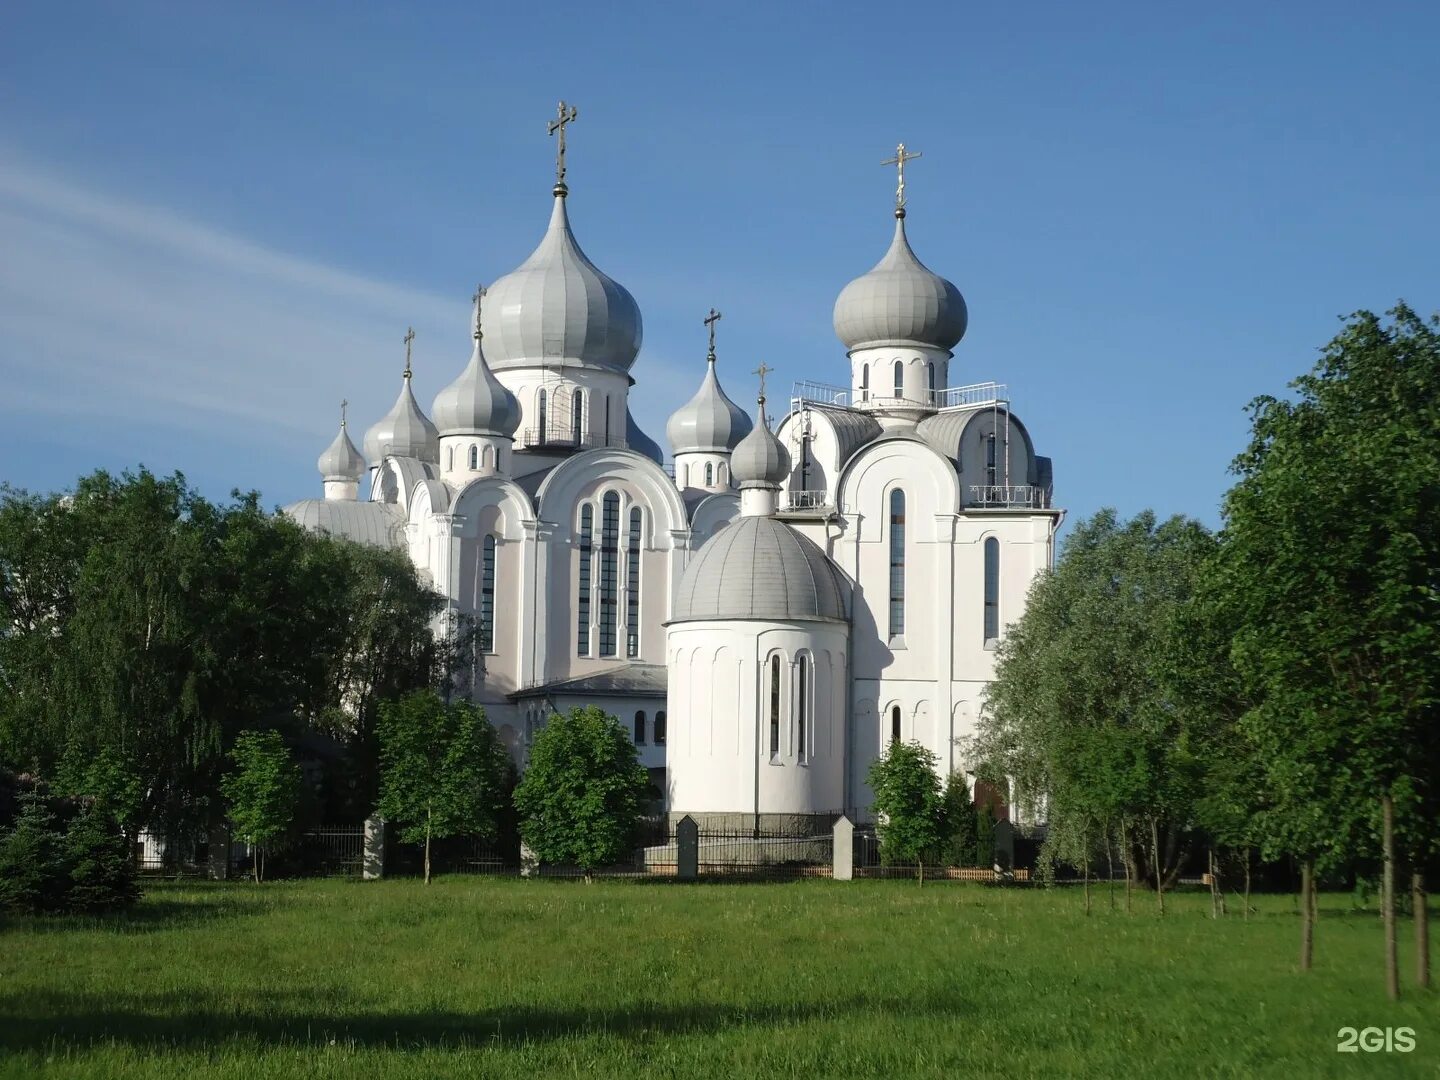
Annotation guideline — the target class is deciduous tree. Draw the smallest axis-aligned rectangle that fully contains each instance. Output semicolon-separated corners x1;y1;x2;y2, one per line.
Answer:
220;730;302;883
867;741;945;885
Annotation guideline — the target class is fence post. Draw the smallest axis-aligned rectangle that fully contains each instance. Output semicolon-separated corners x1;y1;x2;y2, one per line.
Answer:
676;815;698;881
363;817;385;880
520;841;539;878
832;815;855;881
207;824;230;881
994;819;1015;881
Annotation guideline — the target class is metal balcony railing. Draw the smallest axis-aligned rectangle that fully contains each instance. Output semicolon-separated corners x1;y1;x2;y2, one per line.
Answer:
781;489;832;512
791;380;1009;413
514;428;627;451
968;484;1051;509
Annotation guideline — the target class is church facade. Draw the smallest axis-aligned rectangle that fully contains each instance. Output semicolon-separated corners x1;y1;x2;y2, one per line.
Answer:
284;134;1061;825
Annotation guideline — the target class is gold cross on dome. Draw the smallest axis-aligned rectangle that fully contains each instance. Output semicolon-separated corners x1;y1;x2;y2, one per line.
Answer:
472;284;486;340
340;398;349;428
403;326;416;379
704;308;722;359
881;142;923;210
753;362;772;402
548;101;579;184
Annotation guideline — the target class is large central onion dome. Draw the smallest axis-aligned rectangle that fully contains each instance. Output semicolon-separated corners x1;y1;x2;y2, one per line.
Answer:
832;210;967;353
481;191;643;373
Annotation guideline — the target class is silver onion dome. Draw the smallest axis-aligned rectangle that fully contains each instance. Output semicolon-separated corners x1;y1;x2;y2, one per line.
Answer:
626;407;664;464
432;296;522;438
481;191;643;373
832;211;967;352
666;352;753;455
317;414;366;481
671;515;847;623
363;375;440;464
730;397;790;488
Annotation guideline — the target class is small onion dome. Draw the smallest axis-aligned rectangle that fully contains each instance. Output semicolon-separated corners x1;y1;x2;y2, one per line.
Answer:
666;354;753;454
431;328;521;438
832;212;967;352
317;418;365;481
481;192;643;373
671;515;847;623
626;407;664;464
364;376;440;464
730;398;790;487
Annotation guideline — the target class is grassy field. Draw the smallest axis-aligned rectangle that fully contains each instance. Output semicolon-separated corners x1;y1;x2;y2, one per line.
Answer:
0;877;1434;1079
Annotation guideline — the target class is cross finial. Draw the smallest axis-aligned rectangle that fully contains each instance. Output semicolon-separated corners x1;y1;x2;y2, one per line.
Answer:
472;284;486;341
881;142;923;214
704;308;722;362
752;362;772;406
340;398;349;428
547;100;579;191
403;327;416;379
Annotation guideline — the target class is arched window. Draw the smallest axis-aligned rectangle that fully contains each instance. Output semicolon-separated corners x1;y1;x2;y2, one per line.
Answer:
927;361;936;401
577;505;593;655
571;388;583;445
718;462;727;486
468;444;478;470
634;710;647;745
796;654;810;762
479;535;496;652
889;489;906;638
483;445;494;469
860;363;869;402
654;710;666;745
893;360;904;398
626;507;642;658
768;655;781;760
537;389;548;445
891;705;902;744
679;463;689;487
447;446;454;470
705;462;714;487
599;492;620;656
984;537;1000;645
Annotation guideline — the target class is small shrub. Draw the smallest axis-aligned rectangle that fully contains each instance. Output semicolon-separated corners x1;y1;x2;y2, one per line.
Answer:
0;793;68;914
63;804;140;913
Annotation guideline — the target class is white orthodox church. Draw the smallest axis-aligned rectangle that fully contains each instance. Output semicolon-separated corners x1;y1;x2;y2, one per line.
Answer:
284;129;1060;826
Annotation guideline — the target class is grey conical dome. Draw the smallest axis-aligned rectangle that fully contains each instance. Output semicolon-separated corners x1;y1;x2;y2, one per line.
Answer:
432;300;521;438
482;191;643;373
364;375;440;464
666;352;753;455
833;212;967;352
317;416;366;481
626;407;664;464
731;398;790;487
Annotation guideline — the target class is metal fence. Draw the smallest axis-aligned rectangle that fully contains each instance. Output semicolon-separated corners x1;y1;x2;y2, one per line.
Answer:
852;829;1030;883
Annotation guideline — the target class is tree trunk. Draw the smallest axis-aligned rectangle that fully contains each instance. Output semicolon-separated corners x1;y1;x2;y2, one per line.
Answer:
424;806;432;886
918;860;925;887
254;844;262;885
1150;817;1165;916
1083;852;1091;915
1382;793;1399;1001
1124;840;1133;915
584;869;594;884
1414;871;1430;990
1300;858;1314;972
1243;847;1252;922
1210;849;1219;920
1106;832;1115;911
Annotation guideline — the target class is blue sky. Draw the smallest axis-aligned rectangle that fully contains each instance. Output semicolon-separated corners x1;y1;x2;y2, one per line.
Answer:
2;1;1437;530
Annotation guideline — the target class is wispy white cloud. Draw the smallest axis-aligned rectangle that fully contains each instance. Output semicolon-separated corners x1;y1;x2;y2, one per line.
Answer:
0;153;464;452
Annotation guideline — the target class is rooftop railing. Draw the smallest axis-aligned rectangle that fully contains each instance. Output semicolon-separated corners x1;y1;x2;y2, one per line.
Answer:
791;380;1009;413
968;484;1051;509
780;489;833;512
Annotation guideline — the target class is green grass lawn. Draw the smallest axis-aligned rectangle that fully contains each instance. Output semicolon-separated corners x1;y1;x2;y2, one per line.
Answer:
0;877;1434;1078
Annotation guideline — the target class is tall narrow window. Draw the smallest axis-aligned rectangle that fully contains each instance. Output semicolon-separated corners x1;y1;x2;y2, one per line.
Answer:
889;489;906;638
860;363;869;402
599;493;619;656
626;507;642;658
448;446;455;470
768;655;781;759
654;710;666;745
479;535;496;653
927;361;936;401
718;463;727;486
571;388;583;444
799;433;812;490
577;505;593;655
891;706;901;744
634;710;646;745
704;462;714;486
985;432;998;486
468;444;478;470
796;654;809;761
537;390;548;445
984;537;1000;644
893;360;904;398
603;395;610;444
